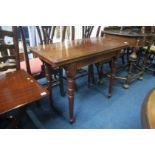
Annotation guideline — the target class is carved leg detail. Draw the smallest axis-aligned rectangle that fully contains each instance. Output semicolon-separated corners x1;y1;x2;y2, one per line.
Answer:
67;64;76;123
59;68;65;96
68;78;75;123
45;63;53;105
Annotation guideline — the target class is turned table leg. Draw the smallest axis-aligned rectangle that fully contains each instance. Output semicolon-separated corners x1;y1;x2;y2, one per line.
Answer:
67;64;77;123
123;46;138;89
88;64;95;86
45;63;53;105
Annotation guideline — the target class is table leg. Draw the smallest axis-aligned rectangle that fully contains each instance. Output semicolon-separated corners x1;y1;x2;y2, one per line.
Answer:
95;63;104;85
88;64;95;86
138;49;149;80
123;47;137;89
67;64;77;123
45;63;53;105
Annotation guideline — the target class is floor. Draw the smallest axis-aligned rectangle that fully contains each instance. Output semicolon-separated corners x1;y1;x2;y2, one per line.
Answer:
19;62;155;129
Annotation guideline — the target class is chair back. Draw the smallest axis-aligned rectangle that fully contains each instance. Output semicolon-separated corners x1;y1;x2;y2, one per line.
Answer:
19;26;31;75
0;26;20;73
36;26;56;45
82;26;94;38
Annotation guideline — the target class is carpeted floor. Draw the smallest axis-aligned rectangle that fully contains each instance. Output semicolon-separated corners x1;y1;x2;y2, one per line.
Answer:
19;62;155;129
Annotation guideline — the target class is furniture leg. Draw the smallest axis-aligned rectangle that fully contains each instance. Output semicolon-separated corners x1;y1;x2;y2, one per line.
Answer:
88;64;95;86
45;63;53;105
138;50;148;80
67;64;77;123
59;67;65;96
123;48;137;89
96;63;104;85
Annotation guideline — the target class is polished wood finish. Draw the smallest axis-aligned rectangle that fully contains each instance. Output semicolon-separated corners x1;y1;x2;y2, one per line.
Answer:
104;27;155;46
36;26;65;97
141;89;155;128
30;38;128;67
30;37;128;123
0;70;49;115
103;27;155;88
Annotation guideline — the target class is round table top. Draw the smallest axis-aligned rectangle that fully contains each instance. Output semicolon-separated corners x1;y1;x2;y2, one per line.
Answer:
104;28;155;38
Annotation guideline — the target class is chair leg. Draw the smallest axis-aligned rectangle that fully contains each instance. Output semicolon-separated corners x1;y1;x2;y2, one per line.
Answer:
59;68;65;97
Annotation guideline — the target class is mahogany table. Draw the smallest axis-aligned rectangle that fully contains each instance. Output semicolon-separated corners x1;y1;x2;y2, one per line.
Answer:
104;28;155;88
30;37;128;123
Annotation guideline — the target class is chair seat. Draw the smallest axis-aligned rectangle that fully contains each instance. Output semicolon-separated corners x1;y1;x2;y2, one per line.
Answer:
141;89;155;128
20;58;43;74
143;46;155;52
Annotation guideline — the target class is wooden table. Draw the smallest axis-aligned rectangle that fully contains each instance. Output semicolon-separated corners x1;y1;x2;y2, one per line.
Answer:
104;28;154;47
30;37;128;123
104;28;155;88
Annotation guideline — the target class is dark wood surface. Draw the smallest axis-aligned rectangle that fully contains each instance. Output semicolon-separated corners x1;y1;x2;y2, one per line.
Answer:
104;29;155;37
30;37;128;67
0;70;49;115
141;89;155;128
30;37;128;123
104;28;155;47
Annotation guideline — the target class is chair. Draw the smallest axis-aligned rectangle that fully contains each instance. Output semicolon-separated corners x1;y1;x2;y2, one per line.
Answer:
19;26;65;97
141;89;155;128
0;26;49;128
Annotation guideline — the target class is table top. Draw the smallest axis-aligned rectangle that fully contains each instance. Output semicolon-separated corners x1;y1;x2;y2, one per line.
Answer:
104;29;155;38
30;37;128;66
0;70;49;115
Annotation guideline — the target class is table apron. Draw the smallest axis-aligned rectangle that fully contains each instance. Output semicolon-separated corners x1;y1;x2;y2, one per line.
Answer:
76;52;119;69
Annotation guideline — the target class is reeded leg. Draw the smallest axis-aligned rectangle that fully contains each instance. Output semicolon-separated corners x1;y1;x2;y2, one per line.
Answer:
67;64;77;123
45;63;53;105
108;58;117;97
